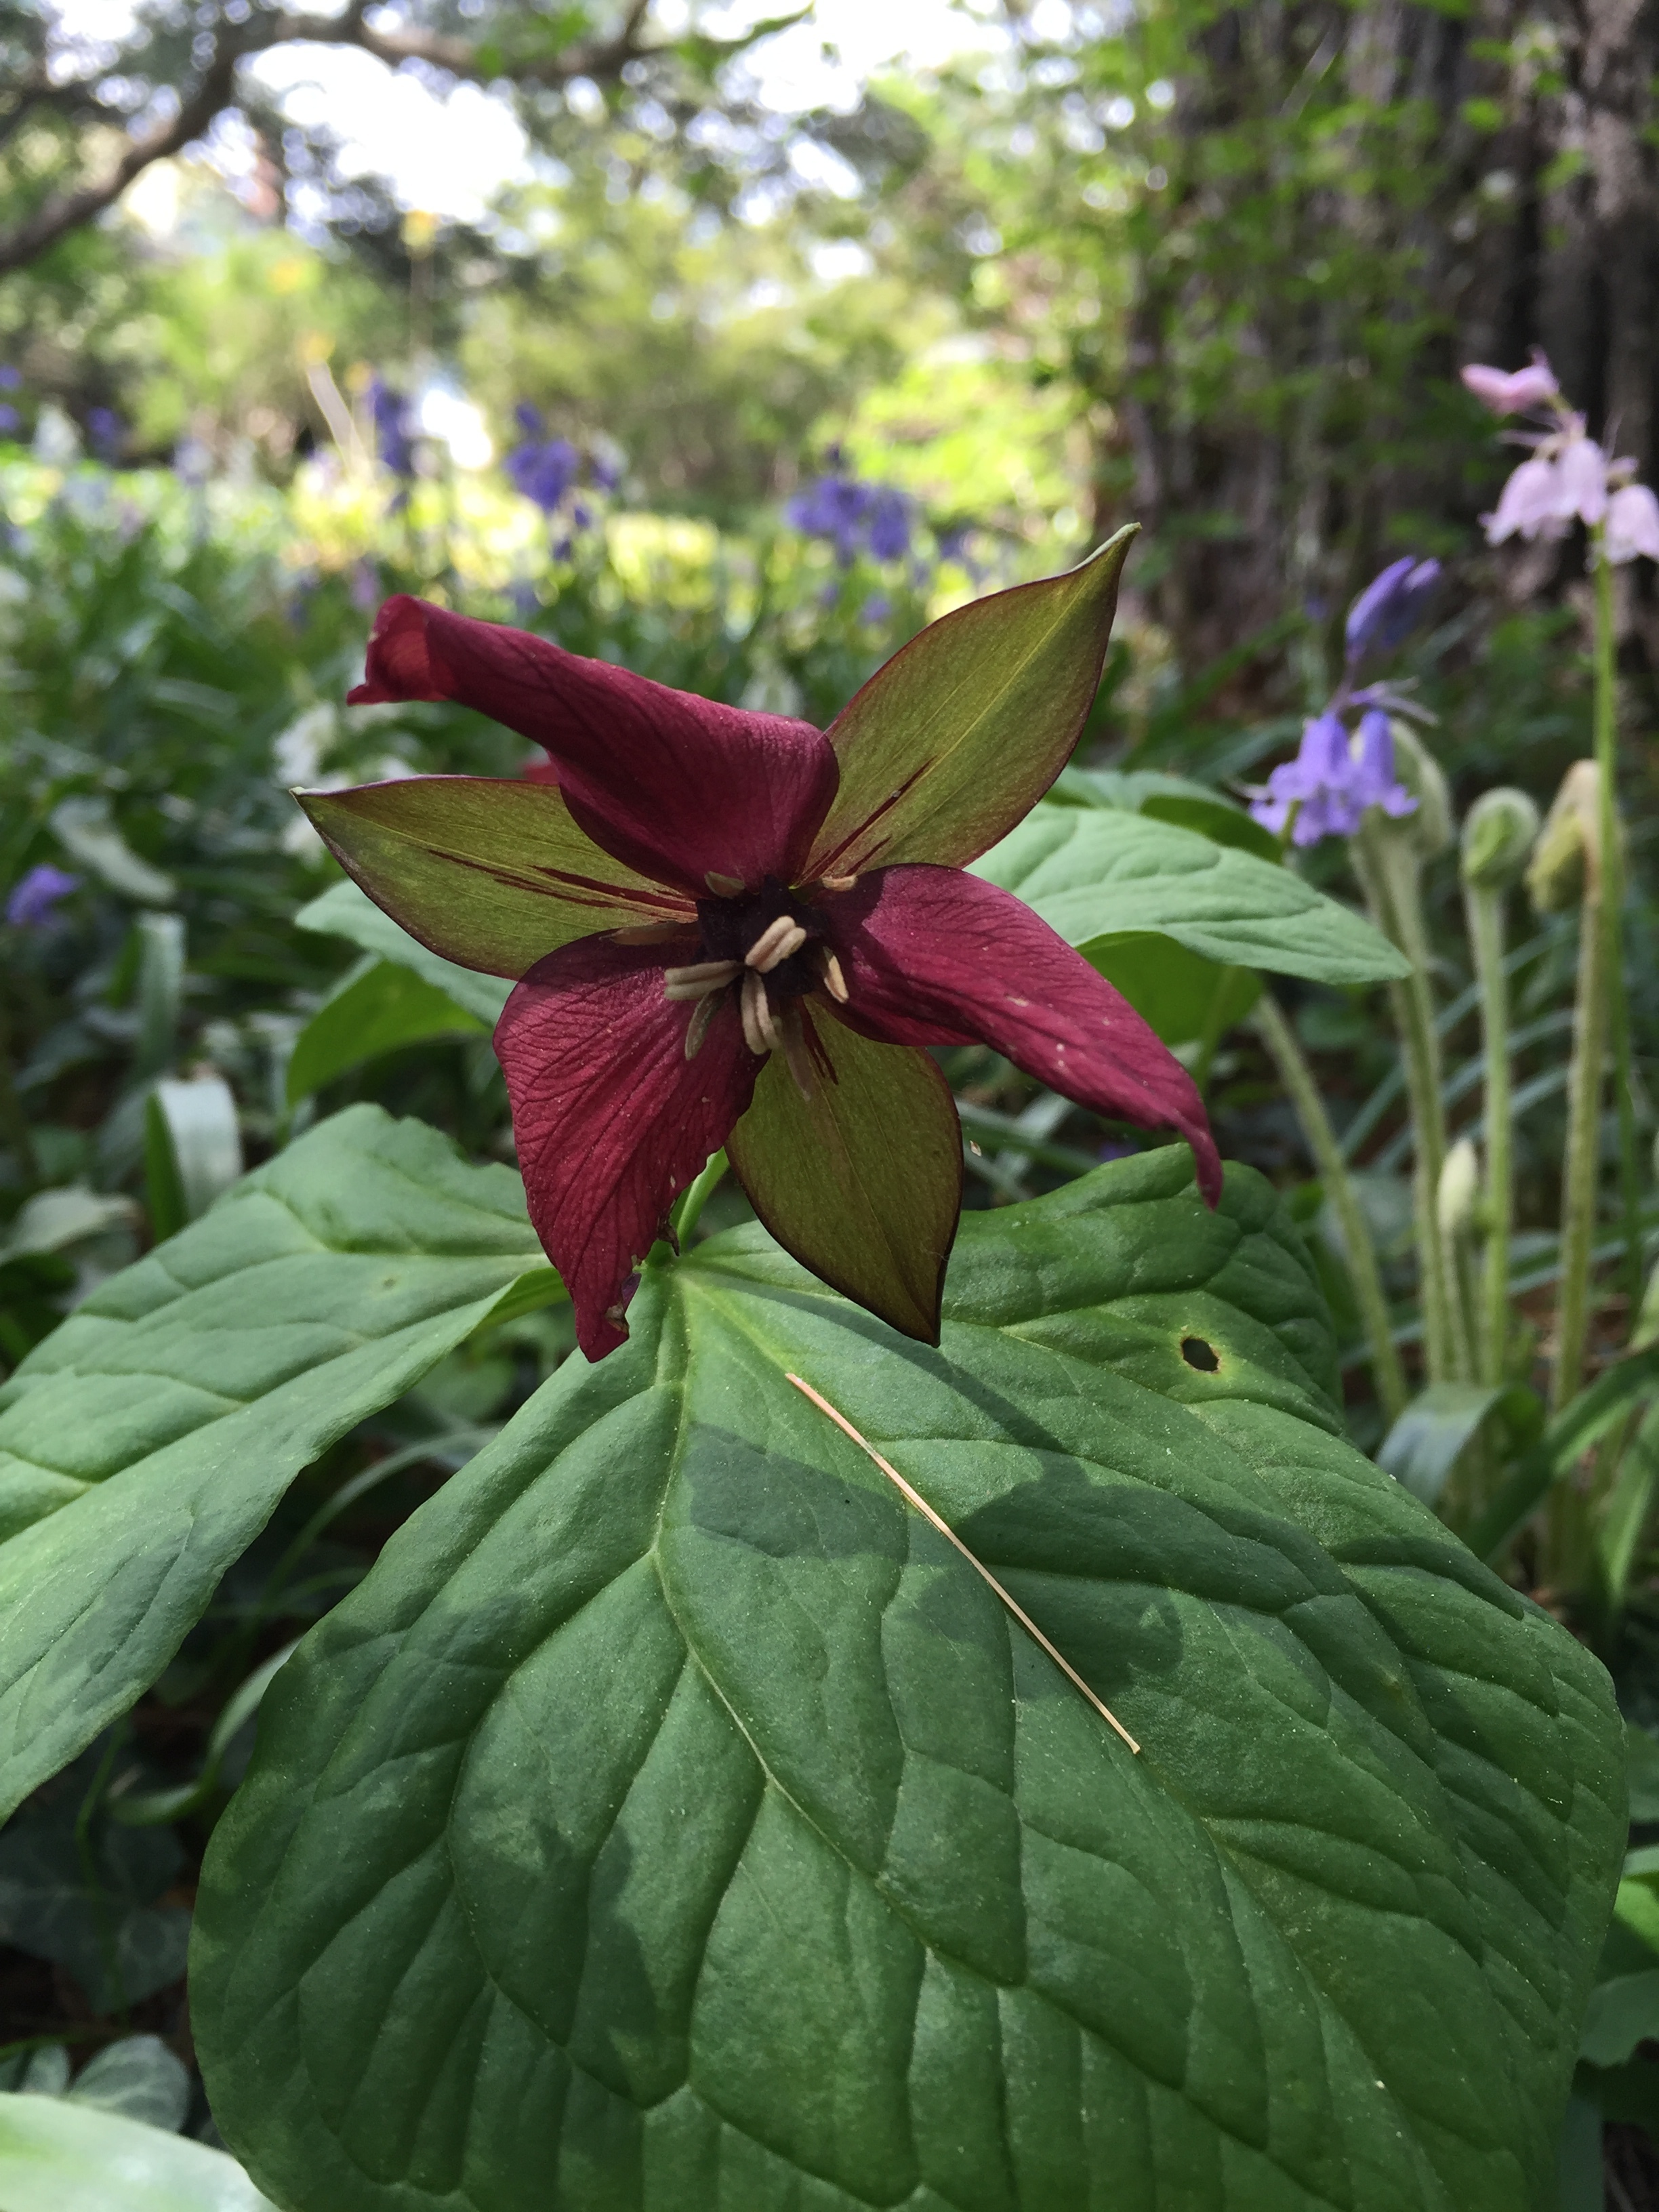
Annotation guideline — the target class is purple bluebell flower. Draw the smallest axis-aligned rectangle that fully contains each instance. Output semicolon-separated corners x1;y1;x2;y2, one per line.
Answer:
588;449;622;493
787;472;915;567
0;406;18;437
369;379;416;478
866;488;912;562
86;407;123;462
859;593;892;624
514;402;544;437
787;476;872;565
1345;556;1440;663
1250;714;1363;845
1351;710;1417;818
349;558;382;613
0;366;20;390
6;864;80;928
1247;709;1418;846
571;499;593;531
506;432;579;516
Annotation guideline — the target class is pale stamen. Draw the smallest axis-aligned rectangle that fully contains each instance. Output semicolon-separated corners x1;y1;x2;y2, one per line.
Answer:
817;948;849;1004
705;871;746;897
739;968;778;1054
683;995;718;1060
745;916;808;973
663;960;741;1001
819;874;857;893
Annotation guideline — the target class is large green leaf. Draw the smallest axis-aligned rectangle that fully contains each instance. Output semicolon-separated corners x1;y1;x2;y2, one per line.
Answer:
194;1149;1621;2212
296;880;513;1027
973;806;1408;1042
0;2093;277;2212
0;1106;548;1821
806;531;1134;878
287;958;489;1107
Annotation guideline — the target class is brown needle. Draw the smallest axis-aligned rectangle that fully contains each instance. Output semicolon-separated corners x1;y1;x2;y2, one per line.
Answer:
784;1372;1141;1755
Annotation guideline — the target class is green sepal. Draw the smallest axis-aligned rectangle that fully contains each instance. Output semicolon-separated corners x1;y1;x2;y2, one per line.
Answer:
805;530;1134;877
726;1015;960;1345
302;777;689;980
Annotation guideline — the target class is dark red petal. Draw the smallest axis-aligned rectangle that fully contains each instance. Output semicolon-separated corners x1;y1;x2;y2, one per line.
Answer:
495;937;760;1359
823;865;1223;1204
350;596;838;898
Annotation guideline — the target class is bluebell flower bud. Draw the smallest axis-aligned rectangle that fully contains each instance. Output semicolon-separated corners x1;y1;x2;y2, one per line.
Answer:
1460;787;1540;891
1345;556;1441;664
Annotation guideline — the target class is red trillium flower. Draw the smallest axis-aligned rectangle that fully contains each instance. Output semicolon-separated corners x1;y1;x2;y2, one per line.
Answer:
302;531;1221;1360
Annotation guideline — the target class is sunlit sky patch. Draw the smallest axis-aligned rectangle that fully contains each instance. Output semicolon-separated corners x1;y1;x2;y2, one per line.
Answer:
54;0;1003;224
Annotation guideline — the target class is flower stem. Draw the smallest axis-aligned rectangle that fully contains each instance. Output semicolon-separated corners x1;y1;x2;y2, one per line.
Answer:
673;1149;728;1245
1353;823;1473;1385
1252;991;1408;1422
1465;879;1515;1385
1553;858;1609;1411
1591;535;1643;1315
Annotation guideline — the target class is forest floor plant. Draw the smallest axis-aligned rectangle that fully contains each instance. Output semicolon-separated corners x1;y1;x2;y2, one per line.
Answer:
0;454;1650;2207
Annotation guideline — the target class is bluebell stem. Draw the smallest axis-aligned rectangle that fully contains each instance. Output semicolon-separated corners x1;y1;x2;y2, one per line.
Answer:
5;864;80;928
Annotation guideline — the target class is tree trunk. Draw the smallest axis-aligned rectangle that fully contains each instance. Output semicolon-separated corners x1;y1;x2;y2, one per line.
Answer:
1113;0;1659;680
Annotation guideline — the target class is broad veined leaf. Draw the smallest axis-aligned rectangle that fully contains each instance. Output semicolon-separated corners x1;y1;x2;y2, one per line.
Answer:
302;777;685;979
296;880;514;1027
194;1148;1622;2212
1049;765;1284;863
975;805;1408;1002
287;958;489;1107
0;1106;549;1821
0;2092;277;2212
806;530;1134;878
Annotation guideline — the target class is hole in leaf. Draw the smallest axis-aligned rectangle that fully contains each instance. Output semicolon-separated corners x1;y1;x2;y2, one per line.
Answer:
1180;1336;1220;1372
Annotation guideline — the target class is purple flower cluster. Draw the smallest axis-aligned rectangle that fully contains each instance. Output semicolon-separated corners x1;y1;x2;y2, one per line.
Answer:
0;365;20;440
504;405;619;535
1250;710;1417;846
506;405;579;515
6;864;79;929
1461;350;1659;565
1245;552;1438;846
369;378;416;479
785;468;914;567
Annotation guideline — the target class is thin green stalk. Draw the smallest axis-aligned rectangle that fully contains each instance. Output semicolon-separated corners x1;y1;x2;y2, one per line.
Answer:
1553;867;1610;1412
673;1149;728;1246
1591;537;1643;1315
1465;880;1514;1385
1353;825;1471;1384
1252;992;1408;1422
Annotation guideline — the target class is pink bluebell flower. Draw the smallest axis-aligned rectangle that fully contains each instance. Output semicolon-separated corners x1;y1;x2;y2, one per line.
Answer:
1460;353;1559;416
1607;484;1659;565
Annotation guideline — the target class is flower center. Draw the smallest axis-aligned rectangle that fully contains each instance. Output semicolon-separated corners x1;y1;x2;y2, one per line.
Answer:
659;876;851;1084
